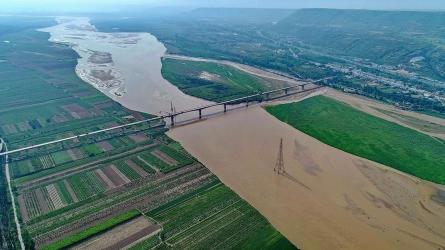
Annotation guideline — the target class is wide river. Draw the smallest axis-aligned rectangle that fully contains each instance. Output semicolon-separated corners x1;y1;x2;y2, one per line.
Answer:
39;17;212;116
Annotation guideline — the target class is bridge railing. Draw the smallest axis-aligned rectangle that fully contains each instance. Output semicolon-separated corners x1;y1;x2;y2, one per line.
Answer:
0;83;321;157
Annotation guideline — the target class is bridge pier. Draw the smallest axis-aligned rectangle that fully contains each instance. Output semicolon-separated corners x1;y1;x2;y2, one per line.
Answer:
170;115;175;126
198;109;202;119
284;89;289;95
302;84;305;90
224;104;227;113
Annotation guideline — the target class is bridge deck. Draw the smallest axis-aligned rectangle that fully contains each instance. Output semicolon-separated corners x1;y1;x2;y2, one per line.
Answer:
0;84;321;157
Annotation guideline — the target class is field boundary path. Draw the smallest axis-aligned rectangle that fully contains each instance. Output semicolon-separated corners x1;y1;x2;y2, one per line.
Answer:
1;138;25;250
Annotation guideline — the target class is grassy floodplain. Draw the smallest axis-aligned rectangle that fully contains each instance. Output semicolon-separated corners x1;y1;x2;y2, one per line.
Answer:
266;95;445;184
161;58;287;102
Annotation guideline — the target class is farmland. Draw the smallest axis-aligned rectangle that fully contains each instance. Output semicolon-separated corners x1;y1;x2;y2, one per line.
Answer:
161;58;289;102
133;183;294;250
0;16;294;249
266;95;445;184
42;209;140;250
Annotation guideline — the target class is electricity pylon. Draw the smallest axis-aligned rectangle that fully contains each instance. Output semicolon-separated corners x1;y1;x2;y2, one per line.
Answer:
274;138;285;175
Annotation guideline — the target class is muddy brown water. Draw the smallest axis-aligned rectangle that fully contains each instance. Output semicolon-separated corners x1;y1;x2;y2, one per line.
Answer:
39;17;212;117
168;98;445;250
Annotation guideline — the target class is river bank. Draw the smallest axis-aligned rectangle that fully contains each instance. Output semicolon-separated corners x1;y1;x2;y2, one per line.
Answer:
168;91;445;250
39;17;211;116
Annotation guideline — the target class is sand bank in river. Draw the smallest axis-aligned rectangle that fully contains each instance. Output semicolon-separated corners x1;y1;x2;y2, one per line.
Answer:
39;17;211;115
168;93;445;250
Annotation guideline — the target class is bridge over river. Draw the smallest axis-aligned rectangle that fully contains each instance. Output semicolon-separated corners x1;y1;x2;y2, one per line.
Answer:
0;83;322;157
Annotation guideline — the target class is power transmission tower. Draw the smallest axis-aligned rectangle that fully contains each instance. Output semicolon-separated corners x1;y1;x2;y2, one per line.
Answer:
274;138;285;175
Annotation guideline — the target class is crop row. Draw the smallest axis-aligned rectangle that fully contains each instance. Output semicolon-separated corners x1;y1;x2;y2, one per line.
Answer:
55;181;74;205
27;165;209;236
138;152;171;172
146;183;292;250
159;146;194;167
128;234;161;250
66;172;105;201
41;209;140;250
23;191;42;219
115;161;141;181
130;156;156;174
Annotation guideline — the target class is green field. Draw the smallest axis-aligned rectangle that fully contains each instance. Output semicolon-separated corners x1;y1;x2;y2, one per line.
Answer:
161;58;287;102
139;183;295;249
266;96;445;184
42;209;140;250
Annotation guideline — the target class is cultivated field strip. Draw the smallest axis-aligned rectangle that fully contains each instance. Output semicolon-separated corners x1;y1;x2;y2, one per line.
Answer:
46;184;64;209
129;183;293;250
29;165;214;248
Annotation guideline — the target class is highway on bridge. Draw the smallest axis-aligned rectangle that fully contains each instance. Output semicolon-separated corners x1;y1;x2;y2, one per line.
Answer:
0;83;322;157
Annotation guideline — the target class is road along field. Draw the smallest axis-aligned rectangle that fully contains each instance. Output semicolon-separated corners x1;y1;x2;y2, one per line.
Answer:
324;89;445;139
168;96;445;250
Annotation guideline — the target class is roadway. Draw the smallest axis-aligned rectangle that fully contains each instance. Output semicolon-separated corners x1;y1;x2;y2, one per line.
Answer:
0;139;25;250
0;84;322;157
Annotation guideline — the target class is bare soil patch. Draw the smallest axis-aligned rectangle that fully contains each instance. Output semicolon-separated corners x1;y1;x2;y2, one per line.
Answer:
103;165;126;186
111;165;131;184
67;148;84;161
17;195;29;222
34;188;50;214
125;160;149;177
62;104;92;119
51;114;69;124
128;133;148;143
97;141;114;152
71;215;159;250
94;169;115;190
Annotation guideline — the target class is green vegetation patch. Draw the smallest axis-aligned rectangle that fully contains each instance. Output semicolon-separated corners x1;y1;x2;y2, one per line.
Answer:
41;209;140;250
161;58;284;102
115;161;140;180
128;234;161;250
160;146;194;167
139;152;171;173
147;183;295;249
266;95;445;184
66;172;105;201
51;151;72;165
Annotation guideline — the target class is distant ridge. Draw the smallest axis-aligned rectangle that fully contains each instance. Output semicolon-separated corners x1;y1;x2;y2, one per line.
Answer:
187;8;295;23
